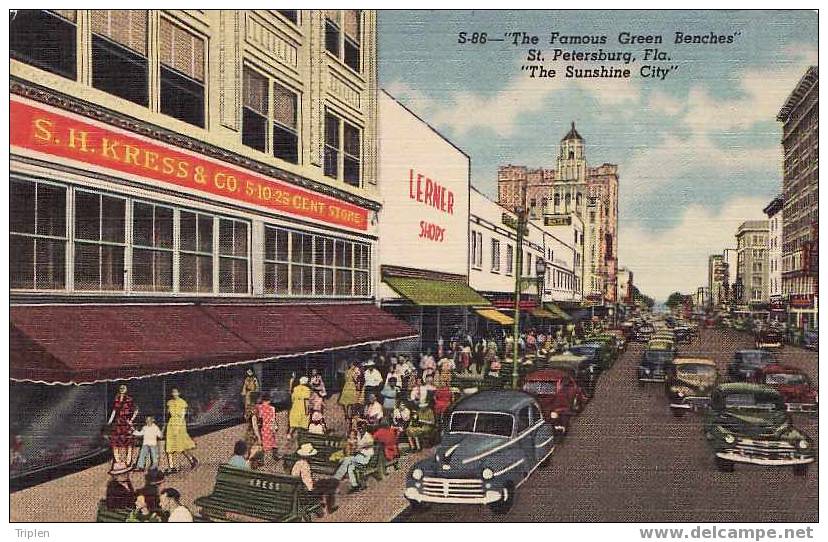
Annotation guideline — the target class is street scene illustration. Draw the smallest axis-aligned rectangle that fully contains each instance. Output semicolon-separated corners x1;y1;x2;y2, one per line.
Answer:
8;9;818;524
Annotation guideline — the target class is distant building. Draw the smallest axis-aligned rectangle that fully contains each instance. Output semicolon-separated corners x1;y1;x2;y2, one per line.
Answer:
497;122;618;306
777;66;818;329
735;221;770;306
763;195;785;320
617;267;633;305
708;254;728;309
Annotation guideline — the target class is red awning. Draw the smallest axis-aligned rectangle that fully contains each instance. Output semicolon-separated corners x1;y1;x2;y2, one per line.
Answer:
11;303;417;385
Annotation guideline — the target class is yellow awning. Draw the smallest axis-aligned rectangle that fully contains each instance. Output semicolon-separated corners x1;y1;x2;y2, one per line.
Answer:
475;308;515;325
531;307;557;319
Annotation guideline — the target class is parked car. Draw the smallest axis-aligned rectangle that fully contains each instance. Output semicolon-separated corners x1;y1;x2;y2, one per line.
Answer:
633;324;655;342
569;341;612;372
751;364;818;413
666;358;718;416
703;383;815;475
522;368;587;434
547;351;599;398
604;329;627;352
637;349;675;384
755;328;783;350
802;327;818;351
673;326;694;344
584;334;620;361
404;390;557;514
578;338;616;370
727;350;778;382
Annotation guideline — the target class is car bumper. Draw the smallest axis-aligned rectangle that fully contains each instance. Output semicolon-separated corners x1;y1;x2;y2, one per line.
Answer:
786;402;818;413
715;451;815;466
757;343;782;349
670;397;710;410
404;486;504;505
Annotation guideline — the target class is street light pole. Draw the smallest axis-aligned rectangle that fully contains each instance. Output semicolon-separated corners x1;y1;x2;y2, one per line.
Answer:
511;210;525;390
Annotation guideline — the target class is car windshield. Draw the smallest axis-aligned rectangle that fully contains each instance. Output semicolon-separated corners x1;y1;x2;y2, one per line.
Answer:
723;393;782;411
449;412;513;437
765;373;807;386
739;352;776;367
676;364;716;377
643;351;672;365
523;381;557;395
568;346;597;357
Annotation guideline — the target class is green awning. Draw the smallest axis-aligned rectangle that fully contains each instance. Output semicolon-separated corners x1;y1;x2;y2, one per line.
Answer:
383;276;490;306
544;302;572;322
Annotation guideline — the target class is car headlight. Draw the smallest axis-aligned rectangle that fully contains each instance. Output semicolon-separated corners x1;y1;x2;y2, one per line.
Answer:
412;468;424;480
676;390;685;398
482;468;494;480
642;367;651;375
798;440;809;449
724;434;736;444
549;411;559;419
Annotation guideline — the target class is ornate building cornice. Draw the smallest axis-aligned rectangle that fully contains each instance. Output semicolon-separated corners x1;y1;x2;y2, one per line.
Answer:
10;77;381;211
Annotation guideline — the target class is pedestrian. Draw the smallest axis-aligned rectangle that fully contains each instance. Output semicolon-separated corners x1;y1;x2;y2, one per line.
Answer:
107;384;139;465
338;361;361;421
410;374;436;409
308;410;327;435
433;385;453;424
309;368;327;399
333;421;375;493
289;376;311;438
159;488;193;522
252;393;279;460
133;415;163;472
371;421;401;464
392;400;411;432
240;368;260;417
419;350;436;380
362;361;383;400
364;393;384;428
291;443;339;515
243;391;263;467
105;462;135;510
163;388;198;473
227;440;250;470
406;405;436;451
380;377;399;420
436;354;454;387
126;492;163;523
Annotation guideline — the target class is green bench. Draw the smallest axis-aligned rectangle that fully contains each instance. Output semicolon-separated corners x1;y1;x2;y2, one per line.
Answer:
95;500;131;522
194;465;322;522
282;432;392;487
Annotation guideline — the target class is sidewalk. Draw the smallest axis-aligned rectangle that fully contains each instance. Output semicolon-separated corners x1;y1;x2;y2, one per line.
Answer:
11;394;424;523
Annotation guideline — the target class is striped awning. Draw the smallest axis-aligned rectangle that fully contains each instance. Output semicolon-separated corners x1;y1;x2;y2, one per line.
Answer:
475;308;515;325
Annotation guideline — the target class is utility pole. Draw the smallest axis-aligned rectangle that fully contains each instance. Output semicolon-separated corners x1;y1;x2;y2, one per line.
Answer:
511;182;528;390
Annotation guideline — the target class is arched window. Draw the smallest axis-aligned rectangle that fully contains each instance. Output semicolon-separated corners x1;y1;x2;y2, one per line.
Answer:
554;193;560;207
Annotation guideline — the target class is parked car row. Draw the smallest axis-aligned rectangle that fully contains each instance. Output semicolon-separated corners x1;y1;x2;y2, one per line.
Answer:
404;331;626;514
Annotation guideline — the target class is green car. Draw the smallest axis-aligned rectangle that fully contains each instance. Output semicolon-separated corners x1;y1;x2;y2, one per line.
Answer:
704;383;815;475
584;335;619;367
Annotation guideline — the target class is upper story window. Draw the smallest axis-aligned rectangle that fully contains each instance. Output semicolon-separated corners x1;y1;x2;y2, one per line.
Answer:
10;10;77;80
159;18;206;128
91;10;149;107
491;239;501;272
325;10;361;73
242;66;300;164
324;111;361;187
506;244;514;275
276;10;298;25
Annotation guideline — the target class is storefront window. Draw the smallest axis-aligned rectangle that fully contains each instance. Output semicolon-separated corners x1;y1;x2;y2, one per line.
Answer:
74;190;126;291
132;202;174;292
218;219;249;294
10;179;67;290
264;227;290;295
90;10;149;107
179;211;214;293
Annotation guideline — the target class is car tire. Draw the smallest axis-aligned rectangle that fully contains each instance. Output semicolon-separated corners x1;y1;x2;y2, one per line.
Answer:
793;464;808;477
406;499;432;512
715;457;735;472
488;482;516;515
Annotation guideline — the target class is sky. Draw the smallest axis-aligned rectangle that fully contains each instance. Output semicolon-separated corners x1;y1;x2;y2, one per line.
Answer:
377;10;817;301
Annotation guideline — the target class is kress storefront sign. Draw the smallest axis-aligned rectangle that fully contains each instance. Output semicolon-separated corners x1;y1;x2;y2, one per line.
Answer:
10;99;369;231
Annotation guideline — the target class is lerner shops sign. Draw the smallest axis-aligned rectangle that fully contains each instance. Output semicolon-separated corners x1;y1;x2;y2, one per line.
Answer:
10;98;368;231
379;91;469;277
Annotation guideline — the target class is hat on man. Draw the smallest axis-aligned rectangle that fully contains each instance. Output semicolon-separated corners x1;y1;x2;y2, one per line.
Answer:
299;376;309;385
363;360;375;368
296;443;319;457
108;462;133;476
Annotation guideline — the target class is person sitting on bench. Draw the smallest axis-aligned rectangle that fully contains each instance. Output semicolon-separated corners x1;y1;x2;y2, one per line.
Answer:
291;443;339;515
333;421;374;492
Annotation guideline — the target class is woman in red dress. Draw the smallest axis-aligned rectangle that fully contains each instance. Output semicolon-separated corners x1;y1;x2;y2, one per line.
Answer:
108;384;138;465
252;394;278;463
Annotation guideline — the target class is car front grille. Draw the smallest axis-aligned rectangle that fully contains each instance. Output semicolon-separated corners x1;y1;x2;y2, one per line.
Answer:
421;477;486;500
733;439;798;460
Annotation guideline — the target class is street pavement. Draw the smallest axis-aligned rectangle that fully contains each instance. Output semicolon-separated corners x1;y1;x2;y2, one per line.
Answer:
398;328;818;522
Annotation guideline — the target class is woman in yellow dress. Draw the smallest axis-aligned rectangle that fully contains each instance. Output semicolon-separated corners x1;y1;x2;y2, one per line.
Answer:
288;376;312;438
338;361;360;420
164;388;198;473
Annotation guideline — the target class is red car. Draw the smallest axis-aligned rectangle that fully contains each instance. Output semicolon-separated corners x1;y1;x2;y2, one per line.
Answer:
752;364;818;413
522;368;587;434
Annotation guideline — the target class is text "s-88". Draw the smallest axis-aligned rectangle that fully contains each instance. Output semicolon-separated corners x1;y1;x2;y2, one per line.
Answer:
458;32;488;44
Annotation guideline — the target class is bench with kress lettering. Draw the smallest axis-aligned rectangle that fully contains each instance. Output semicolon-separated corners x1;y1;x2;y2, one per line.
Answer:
193;465;323;522
282;431;390;488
